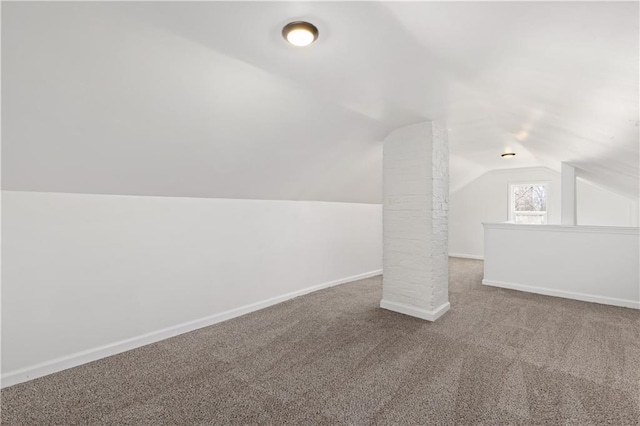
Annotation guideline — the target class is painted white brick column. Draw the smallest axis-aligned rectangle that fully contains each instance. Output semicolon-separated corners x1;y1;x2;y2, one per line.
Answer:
380;121;450;321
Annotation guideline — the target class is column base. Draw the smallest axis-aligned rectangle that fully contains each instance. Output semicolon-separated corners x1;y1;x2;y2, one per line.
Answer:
380;300;450;321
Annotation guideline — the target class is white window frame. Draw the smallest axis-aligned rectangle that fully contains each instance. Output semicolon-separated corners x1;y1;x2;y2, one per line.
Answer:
508;181;550;224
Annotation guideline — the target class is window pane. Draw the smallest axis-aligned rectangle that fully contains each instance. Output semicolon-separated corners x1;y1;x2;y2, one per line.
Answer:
513;185;546;212
514;214;546;224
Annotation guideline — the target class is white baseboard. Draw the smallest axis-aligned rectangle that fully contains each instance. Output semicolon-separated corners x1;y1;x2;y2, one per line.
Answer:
449;253;484;260
1;269;382;389
380;299;451;321
482;279;640;309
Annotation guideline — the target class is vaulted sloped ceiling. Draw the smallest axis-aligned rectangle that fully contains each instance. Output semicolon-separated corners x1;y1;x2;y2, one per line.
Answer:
2;2;638;202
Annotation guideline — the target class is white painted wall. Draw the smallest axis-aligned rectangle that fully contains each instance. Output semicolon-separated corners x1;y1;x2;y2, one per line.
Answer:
1;191;382;385
577;178;639;227
483;223;640;309
449;167;561;259
450;168;639;259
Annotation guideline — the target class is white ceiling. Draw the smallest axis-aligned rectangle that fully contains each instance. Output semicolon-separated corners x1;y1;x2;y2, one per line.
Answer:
3;2;638;202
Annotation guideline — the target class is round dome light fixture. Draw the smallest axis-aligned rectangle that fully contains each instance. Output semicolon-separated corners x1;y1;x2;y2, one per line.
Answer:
282;21;319;47
501;152;516;158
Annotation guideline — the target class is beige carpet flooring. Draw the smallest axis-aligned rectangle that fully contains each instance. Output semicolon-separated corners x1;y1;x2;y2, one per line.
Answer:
2;258;639;425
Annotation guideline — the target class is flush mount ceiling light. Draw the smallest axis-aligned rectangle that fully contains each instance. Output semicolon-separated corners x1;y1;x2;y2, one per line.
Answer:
501;152;516;158
282;21;319;47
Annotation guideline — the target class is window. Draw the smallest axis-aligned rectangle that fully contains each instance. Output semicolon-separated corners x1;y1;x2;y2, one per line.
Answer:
509;183;548;224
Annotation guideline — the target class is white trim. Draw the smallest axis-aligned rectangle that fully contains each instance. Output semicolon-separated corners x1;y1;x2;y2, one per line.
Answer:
482;279;640;310
380;300;451;321
449;253;484;261
1;269;382;389
482;222;639;235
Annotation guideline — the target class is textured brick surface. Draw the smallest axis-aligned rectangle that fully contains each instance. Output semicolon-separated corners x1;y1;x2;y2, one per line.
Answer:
383;122;449;313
